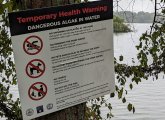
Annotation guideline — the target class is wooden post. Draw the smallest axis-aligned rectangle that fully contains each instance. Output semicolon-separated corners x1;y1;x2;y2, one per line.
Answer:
34;103;86;120
21;0;86;120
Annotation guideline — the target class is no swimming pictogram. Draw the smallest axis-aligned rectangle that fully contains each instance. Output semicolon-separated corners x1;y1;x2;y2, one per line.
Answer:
23;35;43;55
26;59;45;78
28;82;47;101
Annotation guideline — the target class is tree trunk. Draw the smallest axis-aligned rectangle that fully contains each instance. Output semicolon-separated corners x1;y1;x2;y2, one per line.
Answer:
21;0;86;120
34;103;86;120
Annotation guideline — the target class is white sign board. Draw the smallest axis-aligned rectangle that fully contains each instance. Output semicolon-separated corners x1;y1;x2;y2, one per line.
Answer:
9;1;114;119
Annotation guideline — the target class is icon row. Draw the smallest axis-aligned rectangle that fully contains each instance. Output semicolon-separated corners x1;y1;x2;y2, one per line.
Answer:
26;103;53;117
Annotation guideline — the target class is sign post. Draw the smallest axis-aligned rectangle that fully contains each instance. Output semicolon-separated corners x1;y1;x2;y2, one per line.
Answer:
9;0;114;119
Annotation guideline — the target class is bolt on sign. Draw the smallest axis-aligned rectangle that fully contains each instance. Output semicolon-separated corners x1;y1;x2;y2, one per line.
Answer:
8;0;115;119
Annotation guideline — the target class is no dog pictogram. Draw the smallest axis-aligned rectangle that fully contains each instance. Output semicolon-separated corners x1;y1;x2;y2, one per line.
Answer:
26;59;45;78
28;82;47;101
23;35;43;55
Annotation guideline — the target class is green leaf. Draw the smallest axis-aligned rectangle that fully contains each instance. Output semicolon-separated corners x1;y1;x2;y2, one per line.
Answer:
129;83;133;90
2;78;5;82
12;79;17;85
110;93;115;98
118;88;123;99
122;97;126;103
133;106;135;113
119;55;123;61
9;94;13;99
115;85;119;91
127;103;133;111
108;103;112;110
97;109;100;115
132;77;141;84
96;97;100;101
107;113;110;118
116;75;120;79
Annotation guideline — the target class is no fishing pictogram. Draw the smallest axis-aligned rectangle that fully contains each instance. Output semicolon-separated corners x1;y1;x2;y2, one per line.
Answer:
26;59;45;78
23;35;43;55
28;82;47;101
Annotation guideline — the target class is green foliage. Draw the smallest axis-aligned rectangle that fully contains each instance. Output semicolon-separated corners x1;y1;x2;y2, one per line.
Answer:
114;16;132;33
127;103;135;114
0;1;13;14
86;96;114;120
0;0;22;119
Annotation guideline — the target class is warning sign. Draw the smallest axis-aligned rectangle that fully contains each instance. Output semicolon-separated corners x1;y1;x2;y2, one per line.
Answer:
28;82;47;101
26;59;45;78
23;35;43;55
9;0;114;120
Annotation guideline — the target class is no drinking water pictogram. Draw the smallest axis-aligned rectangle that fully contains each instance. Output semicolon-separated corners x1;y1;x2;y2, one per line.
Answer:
23;35;43;55
26;59;45;78
28;82;47;101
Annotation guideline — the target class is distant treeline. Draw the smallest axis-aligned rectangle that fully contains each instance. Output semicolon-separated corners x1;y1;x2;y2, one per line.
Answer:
114;11;154;23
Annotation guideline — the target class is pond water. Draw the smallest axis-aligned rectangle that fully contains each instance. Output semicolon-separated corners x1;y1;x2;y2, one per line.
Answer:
101;23;165;120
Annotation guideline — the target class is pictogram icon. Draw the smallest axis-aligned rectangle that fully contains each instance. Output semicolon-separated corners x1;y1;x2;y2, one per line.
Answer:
28;82;47;101
26;59;45;78
23;35;43;55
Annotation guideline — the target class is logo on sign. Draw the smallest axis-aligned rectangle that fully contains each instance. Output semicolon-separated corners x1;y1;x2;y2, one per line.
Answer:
26;59;45;78
23;35;43;55
36;105;44;114
47;103;53;110
28;82;47;101
26;108;34;116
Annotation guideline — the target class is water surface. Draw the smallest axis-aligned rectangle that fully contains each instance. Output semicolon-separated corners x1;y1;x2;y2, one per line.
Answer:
102;23;165;120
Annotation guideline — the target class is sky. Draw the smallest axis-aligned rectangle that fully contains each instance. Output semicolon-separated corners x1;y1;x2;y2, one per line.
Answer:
113;0;155;13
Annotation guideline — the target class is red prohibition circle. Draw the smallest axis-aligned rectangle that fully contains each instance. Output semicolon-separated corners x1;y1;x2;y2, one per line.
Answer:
26;59;45;78
28;82;47;101
23;35;43;55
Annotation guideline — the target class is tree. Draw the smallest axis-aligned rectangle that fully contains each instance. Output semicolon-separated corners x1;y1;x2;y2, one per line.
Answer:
0;0;22;119
113;15;132;32
0;0;165;120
